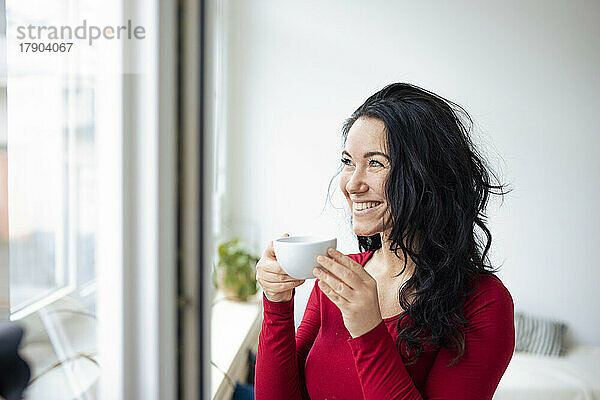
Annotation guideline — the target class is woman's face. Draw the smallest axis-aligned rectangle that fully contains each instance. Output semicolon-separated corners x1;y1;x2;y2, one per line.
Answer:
339;117;391;237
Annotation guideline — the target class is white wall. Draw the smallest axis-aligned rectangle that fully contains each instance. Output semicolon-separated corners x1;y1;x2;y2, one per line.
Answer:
217;0;600;346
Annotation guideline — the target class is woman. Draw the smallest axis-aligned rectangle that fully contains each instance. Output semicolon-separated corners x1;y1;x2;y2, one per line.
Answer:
255;83;515;399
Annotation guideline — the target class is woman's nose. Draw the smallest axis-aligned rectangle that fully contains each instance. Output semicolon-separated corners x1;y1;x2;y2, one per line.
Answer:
346;170;369;194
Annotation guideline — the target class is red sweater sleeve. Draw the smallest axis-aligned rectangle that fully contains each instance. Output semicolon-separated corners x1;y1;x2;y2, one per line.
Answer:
347;275;515;400
255;281;321;400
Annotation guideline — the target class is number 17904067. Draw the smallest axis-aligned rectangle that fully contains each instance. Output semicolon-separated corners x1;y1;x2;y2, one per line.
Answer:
19;42;73;52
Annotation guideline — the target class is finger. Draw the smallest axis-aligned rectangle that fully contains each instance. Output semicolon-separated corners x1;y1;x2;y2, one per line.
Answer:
260;270;304;284
259;258;286;274
326;248;368;279
263;240;275;258
318;279;349;306
260;280;304;292
263;233;290;259
316;254;361;290
313;265;353;301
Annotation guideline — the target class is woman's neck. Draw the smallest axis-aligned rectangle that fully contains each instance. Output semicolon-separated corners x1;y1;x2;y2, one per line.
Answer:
370;233;416;280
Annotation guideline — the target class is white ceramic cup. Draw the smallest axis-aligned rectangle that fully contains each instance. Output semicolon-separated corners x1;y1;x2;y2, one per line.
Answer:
273;236;337;280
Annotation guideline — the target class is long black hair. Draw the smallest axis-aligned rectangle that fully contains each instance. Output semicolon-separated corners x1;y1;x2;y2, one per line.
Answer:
341;83;511;366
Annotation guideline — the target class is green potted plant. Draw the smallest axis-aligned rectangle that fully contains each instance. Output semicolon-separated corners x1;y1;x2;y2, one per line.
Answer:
213;238;259;301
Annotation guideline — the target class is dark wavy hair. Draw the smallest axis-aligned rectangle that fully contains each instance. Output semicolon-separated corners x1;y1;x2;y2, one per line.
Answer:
338;83;511;366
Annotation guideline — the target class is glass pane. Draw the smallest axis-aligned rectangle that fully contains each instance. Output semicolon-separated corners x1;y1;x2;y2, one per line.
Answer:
5;0;99;317
2;0;118;397
8;73;70;312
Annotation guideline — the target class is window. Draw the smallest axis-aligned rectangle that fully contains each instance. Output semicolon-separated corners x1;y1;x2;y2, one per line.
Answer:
5;0;99;319
7;70;98;320
1;0;192;397
1;0;116;397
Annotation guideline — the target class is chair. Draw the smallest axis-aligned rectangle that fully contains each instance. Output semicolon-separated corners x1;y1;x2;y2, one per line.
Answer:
0;321;30;400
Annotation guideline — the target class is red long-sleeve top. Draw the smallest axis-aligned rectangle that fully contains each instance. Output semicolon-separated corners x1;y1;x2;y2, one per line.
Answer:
255;251;515;399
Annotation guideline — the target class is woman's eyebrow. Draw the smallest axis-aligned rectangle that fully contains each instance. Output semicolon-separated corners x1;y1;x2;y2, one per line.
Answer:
364;151;390;160
342;150;390;160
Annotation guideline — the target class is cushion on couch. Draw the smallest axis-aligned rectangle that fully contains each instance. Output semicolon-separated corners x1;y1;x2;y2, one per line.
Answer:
514;311;567;357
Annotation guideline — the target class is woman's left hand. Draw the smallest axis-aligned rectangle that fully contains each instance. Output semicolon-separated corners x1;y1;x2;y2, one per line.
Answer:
314;248;383;338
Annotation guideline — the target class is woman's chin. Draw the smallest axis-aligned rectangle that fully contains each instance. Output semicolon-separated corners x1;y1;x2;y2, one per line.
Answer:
353;227;381;238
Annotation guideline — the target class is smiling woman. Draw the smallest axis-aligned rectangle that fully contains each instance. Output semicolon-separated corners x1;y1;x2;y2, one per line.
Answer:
255;82;514;400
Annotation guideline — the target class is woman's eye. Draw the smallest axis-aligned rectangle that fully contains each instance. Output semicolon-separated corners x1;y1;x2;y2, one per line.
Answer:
369;160;384;167
341;158;353;166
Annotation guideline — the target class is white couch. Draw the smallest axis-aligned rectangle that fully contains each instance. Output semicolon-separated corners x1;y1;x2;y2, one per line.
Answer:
493;345;600;400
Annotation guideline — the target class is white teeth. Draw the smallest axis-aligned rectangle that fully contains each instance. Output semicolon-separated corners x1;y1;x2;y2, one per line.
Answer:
353;201;380;211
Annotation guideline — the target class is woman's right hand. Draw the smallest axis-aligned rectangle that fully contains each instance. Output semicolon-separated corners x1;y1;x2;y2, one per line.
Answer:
256;234;305;302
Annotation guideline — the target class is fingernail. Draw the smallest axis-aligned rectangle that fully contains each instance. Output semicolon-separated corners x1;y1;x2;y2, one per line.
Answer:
327;248;335;255
317;255;325;262
313;268;320;276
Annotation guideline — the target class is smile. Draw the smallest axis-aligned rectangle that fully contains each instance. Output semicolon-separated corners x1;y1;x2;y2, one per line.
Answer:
352;201;382;213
